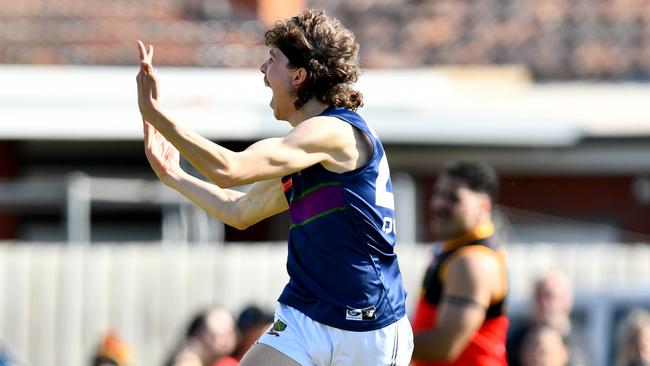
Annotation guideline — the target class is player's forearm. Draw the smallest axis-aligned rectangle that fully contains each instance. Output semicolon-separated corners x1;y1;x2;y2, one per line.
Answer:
164;171;248;229
143;107;241;187
412;330;466;362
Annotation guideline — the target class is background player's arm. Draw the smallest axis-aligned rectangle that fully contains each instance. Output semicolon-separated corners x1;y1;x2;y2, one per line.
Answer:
144;121;288;229
413;251;501;361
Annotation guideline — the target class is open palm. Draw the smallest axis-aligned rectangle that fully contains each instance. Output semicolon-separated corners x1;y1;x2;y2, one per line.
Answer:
143;121;181;181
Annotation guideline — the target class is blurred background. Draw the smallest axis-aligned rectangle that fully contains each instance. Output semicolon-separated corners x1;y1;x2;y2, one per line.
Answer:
0;0;649;365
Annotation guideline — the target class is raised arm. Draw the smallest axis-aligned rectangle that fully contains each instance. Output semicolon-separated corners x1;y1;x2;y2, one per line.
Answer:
413;250;502;362
144;112;353;188
136;42;360;188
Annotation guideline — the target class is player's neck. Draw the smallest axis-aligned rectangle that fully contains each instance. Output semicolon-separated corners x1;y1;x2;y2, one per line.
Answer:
287;99;331;126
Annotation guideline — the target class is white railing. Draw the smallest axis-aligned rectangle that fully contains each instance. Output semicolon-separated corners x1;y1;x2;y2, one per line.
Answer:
0;242;649;366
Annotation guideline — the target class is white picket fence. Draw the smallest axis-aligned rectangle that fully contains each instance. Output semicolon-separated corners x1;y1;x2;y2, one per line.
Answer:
0;242;649;366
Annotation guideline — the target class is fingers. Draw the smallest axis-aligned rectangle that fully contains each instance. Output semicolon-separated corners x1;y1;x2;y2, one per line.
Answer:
137;40;155;73
140;60;152;74
136;41;160;107
137;40;153;61
137;40;147;62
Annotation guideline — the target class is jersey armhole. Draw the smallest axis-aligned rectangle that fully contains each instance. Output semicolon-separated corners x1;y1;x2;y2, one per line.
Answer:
318;116;376;177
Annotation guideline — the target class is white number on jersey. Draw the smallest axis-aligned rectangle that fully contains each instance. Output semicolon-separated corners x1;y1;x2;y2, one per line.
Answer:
375;154;395;210
382;217;396;234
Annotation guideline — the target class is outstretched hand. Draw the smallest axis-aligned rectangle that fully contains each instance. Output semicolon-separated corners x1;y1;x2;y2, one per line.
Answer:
143;120;181;183
136;40;160;118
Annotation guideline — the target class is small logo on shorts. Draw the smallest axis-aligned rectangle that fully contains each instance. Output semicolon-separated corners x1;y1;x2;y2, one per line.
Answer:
346;305;377;321
266;319;287;337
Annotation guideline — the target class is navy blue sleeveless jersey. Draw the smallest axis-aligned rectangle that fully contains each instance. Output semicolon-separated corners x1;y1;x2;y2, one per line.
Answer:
278;107;407;332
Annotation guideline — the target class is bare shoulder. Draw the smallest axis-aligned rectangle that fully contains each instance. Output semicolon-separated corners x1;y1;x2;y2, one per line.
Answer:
441;247;504;306
287;116;355;147
447;247;502;283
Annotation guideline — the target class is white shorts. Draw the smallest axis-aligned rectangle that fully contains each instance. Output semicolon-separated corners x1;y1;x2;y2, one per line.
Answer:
257;303;413;366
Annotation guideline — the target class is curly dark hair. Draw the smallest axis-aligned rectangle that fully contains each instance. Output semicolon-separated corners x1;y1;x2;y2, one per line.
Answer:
264;9;363;111
440;160;499;201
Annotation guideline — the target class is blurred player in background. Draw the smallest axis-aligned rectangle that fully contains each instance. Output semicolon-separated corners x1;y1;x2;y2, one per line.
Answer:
412;161;509;366
136;8;412;366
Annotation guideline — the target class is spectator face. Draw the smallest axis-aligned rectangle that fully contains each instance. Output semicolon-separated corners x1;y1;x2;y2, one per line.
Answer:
533;272;573;326
622;326;650;366
200;308;238;359
520;325;569;366
430;175;490;240
640;326;650;363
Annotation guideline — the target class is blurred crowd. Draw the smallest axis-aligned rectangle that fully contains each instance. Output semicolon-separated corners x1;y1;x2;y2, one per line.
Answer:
1;1;649;364
0;272;644;366
507;270;588;366
84;303;274;366
77;281;650;365
507;270;650;366
2;0;650;79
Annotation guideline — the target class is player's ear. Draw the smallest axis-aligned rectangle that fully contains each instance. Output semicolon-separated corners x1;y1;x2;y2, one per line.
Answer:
485;197;493;213
479;194;492;214
292;67;308;87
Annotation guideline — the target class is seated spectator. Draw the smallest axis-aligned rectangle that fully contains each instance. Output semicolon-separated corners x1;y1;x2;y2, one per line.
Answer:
519;323;569;366
615;308;650;366
91;331;133;366
233;305;274;361
166;306;237;366
508;270;588;366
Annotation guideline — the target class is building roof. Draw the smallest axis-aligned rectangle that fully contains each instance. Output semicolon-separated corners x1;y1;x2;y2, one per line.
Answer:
2;65;650;146
5;66;650;146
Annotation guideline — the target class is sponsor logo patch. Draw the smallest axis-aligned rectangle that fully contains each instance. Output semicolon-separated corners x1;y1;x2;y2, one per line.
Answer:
266;319;287;337
345;305;377;321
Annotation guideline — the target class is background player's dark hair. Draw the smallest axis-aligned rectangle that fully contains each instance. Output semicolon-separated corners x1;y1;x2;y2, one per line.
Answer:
237;305;274;331
264;9;363;111
186;310;207;338
440;160;499;201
